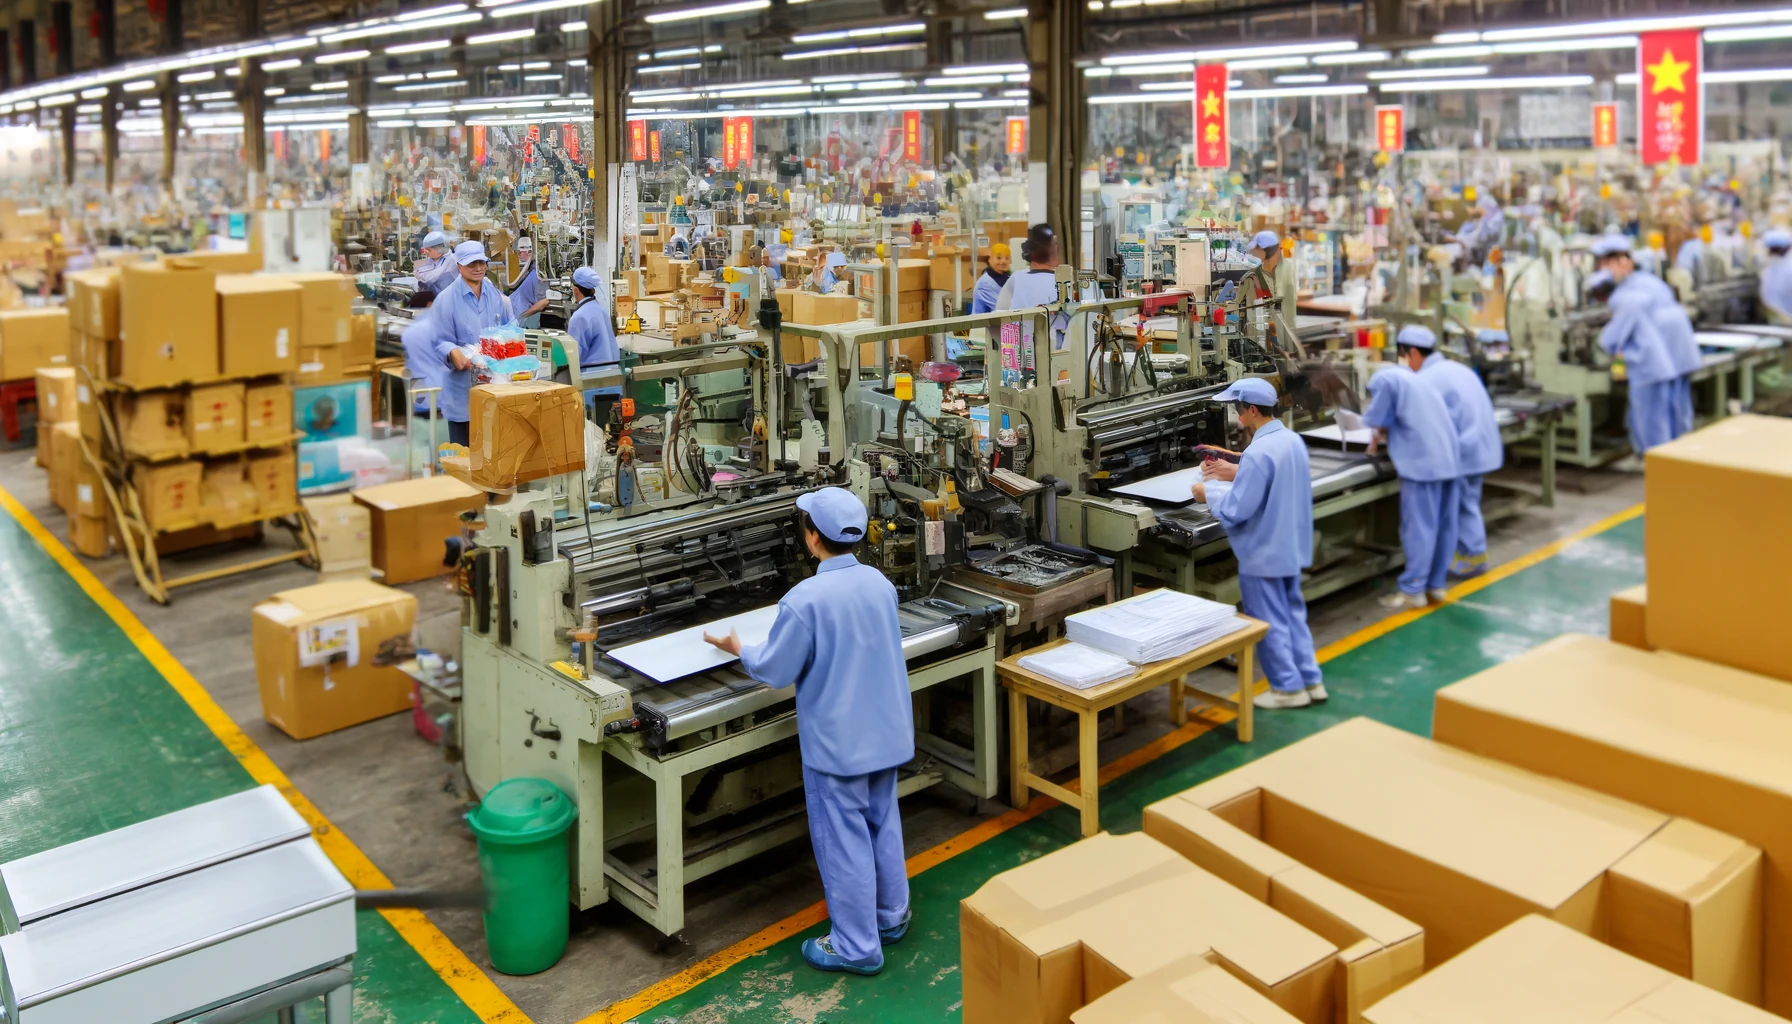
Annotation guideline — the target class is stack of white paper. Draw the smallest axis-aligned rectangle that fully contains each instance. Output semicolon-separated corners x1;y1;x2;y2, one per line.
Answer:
1065;589;1247;664
1017;642;1136;690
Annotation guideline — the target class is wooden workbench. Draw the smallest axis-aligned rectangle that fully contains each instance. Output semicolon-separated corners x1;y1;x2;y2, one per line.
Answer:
996;616;1269;837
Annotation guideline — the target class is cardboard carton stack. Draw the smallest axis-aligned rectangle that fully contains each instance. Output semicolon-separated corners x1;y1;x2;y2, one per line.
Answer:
0;307;70;381
0;203;55;268
250;579;418;739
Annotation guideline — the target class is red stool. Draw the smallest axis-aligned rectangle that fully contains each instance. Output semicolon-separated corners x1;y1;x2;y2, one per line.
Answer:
0;380;35;443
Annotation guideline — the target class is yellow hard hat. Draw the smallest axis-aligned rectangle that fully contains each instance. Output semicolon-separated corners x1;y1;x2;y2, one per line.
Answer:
989;242;1010;257
1700;224;1714;243
780;228;792;243
1464;185;1478;201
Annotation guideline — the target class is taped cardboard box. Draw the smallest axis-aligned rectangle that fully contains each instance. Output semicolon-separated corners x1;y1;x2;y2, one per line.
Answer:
346;313;376;366
1645;416;1792;681
297;344;348;384
200;462;260;525
468;380;584;491
1072;955;1305;1024
247;450;298;513
216;274;300;378
74;374;102;445
66;267;119;340
1610;584;1649;650
119;389;187;459
250;580;417;740
303;493;371;578
896;258;931;292
34;367;76;468
131;460;204;532
49;422;81;512
961;831;1343;1024
273;272;355;349
245;382;293;445
0;307;70;380
1432;634;1792;1012
792;291;862;326
69;513;111;558
351;475;484;584
186;381;245;454
1145;717;1761;1003
175;250;264;274
1362;916;1778;1024
74;329;117;380
119;260;218;388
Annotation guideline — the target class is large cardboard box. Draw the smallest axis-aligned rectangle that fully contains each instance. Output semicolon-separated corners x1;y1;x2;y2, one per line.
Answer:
346;312;376;366
1362;916;1778;1024
896;258;931;292
961;832;1344;1024
1072;956;1306;1024
245;382;293;445
176;250;264;274
275;272;355;349
303;493;372;578
297;344;348;384
1645;416;1792;681
0;308;70;380
66;267;120;339
118;389;187;459
49;422;82;512
981;218;1030;251
792;291;862;326
119;260;218;388
216;274;300;378
200;462;260;525
34;366;76;468
247;450;298;513
1610;583;1649;650
131;460;204;531
1145;717;1761;1001
1432;634;1792;1012
74;373;102;445
69;513;111;558
930;250;973;293
186;381;245;454
250;580;417;740
351;475;484;584
468;380;585;491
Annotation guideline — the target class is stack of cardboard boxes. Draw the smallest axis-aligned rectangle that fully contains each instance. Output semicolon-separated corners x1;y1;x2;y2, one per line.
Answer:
0;307;71;382
0;202;57;270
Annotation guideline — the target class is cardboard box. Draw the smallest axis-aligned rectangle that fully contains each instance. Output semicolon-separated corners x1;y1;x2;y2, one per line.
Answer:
247;450;298;513
245;383;293;445
274;272;355;348
303;493;372;577
0;307;70;380
74;374;102;445
201;462;261;525
131;460;204;531
49;422;81;512
930;252;973;293
1645;416;1792;681
897;258;931;292
1361;916;1778;1024
74;329;117;380
1608;817;1762;998
351;475;484;584
346;313;376;366
468;380;585;491
1433;634;1792;1012
216;274;300;378
1610;583;1649;650
175;250;264;274
69;513;111;558
186;381;245;453
1145;716;1760;996
250;580;418;740
297;345;348;384
66;268;120;339
792;292;862;326
119;260;219;388
118;390;188;459
981;219;1030;251
1072;955;1306;1024
961;832;1342;1024
774;287;800;323
35;366;76;468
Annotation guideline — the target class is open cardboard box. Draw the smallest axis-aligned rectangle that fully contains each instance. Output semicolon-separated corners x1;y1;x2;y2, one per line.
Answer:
1072;954;1306;1024
1609;583;1649;649
1144;718;1762;1004
1433;634;1791;1013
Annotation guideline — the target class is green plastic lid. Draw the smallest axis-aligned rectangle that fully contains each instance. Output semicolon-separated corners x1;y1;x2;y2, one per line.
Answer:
467;778;575;845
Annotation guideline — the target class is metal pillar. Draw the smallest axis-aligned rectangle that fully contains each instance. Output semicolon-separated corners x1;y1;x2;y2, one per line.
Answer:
102;88;119;193
240;61;267;207
588;0;626;273
1026;0;1083;270
160;0;182;54
60;106;76;186
160;73;179;196
347;74;369;166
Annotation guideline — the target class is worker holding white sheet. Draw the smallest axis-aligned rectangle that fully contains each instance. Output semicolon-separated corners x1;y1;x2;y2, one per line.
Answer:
1402;326;1504;579
703;487;913;976
1364;331;1463;610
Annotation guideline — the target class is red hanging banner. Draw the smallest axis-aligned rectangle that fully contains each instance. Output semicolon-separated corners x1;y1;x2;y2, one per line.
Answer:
318;129;331;163
1193;63;1228;168
566;124;580;162
1005;116;1026;155
628;120;646;162
1638;30;1701;166
902;109;921;162
735;117;753;170
1375;104;1405;153
471;125;486;165
649;130;661;162
722;117;741;170
1592;102;1619;148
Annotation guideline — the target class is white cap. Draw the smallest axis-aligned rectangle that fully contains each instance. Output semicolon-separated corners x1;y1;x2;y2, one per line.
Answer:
1251;230;1280;252
454;240;489;266
516;235;534;251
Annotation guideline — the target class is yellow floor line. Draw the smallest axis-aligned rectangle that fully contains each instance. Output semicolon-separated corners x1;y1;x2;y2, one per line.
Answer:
0;484;531;1024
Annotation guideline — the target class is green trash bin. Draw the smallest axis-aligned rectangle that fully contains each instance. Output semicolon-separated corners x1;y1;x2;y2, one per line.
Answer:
467;778;575;975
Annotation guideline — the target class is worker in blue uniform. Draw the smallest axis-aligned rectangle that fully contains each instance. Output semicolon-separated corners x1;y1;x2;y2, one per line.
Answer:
425;240;516;446
566;266;621;419
1190;378;1325;710
412;231;459;293
1363;330;1463;610
703;488;913;975
1402;326;1504;579
1588;235;1684;457
970;243;1011;314
1603;237;1701;438
507;236;550;328
1759;229;1792;324
995;223;1063;311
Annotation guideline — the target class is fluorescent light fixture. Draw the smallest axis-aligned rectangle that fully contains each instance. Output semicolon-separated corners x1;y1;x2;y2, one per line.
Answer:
1404;44;1494;59
1195;40;1356;60
645;0;768;24
316;49;372;63
1492;35;1634;54
523;60;550;68
264;86;286;95
1707;24;1792;42
397;4;470;20
1274;73;1327;84
855;79;913;89
782;42;923;59
38;94;76;106
1433;31;1480;43
76;103;101;113
1003;88;1029;96
321;11;480;43
561;20;587;30
177;70;216;82
524;73;560;80
262;58;304;71
1228;56;1308;70
1231;83;1365;98
386;39;451;53
707;84;809;97
955;98;1025;108
1707;67;1792;82
1100;51;1193;65
639;63;700;73
1086;92;1187;105
1378;74;1593;92
1369;65;1489;79
377;119;415;127
1112;62;1194;76
650;44;721;58
491;0;594;16
395;79;468;90
1084;66;1114;77
1136;79;1193;91
1484;9;1792;42
225;66;241;76
311;81;351;90
946;63;1028;75
1313;50;1388;65
426;68;460;77
80;87;108;99
196;89;233;100
811;71;901;82
124;80;156;92
467;27;537;43
985;7;1027;19
568;57;587;65
416;118;457;126
792;21;923;43
926;74;1003;85
629;86;690;97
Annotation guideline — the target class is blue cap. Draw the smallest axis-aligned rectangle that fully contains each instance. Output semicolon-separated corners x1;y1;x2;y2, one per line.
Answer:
454;240;490;266
1590;235;1632;258
796;487;868;544
1585;269;1616;292
572;266;601;290
421;231;447;250
1396;324;1437;349
1764;229;1792;250
1211;377;1278;407
1251;230;1280;253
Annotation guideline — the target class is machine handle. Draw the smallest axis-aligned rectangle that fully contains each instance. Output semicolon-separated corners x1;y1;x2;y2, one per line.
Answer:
528;712;562;741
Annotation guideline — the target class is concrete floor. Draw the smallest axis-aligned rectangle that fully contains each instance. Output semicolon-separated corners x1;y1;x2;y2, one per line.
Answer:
0;443;1644;1024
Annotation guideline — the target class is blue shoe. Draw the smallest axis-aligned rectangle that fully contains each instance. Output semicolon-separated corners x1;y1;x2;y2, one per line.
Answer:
879;910;912;945
801;935;883;975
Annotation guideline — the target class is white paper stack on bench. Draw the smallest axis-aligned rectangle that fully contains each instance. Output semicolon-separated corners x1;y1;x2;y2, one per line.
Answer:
1066;589;1247;664
1017;642;1136;689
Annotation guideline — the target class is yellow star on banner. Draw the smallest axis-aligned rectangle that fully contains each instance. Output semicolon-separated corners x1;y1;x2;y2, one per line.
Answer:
1201;90;1221;118
1646;47;1691;94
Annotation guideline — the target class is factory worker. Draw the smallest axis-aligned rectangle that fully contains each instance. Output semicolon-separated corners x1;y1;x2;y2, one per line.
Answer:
1363;333;1463;610
995;223;1063;311
1248;229;1297;326
567;267;618;371
1190;377;1324;710
809;251;847;293
703;488;913;976
1758;229;1792;324
1591;236;1691;455
507;236;550;329
1451;196;1505;267
1403;325;1504;579
761;229;792;282
970;242;1011;314
426;241;516;446
412;231;459;293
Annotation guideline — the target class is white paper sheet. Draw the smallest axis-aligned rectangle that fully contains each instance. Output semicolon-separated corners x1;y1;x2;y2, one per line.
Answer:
1695;331;1776;351
608;605;783;683
1302;423;1377;445
1109;465;1207;505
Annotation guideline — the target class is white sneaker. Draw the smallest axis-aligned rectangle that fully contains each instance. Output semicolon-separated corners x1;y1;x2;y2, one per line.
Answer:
1612;454;1646;473
1254;689;1312;709
1379;591;1426;610
1427;588;1450;605
1305;683;1329;702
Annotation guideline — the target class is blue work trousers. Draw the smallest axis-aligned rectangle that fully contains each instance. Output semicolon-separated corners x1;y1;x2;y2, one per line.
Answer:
1399;478;1460;595
803;764;909;962
1628;379;1680;453
1672;376;1694;438
1239;575;1321;694
1452;474;1488;576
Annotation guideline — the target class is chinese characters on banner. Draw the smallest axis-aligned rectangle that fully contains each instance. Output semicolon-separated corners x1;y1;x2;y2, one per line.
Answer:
722;119;739;169
649;130;661;162
722;117;754;170
524;124;540;162
1592;103;1618;148
1638;30;1701;165
471;125;486;165
902;109;921;162
565;124;580;162
1192;64;1228;168
628;121;645;162
1005;116;1026;156
1375;105;1405;153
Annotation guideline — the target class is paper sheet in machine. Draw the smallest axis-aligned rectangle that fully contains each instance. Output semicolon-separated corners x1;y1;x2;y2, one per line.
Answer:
607;604;783;684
